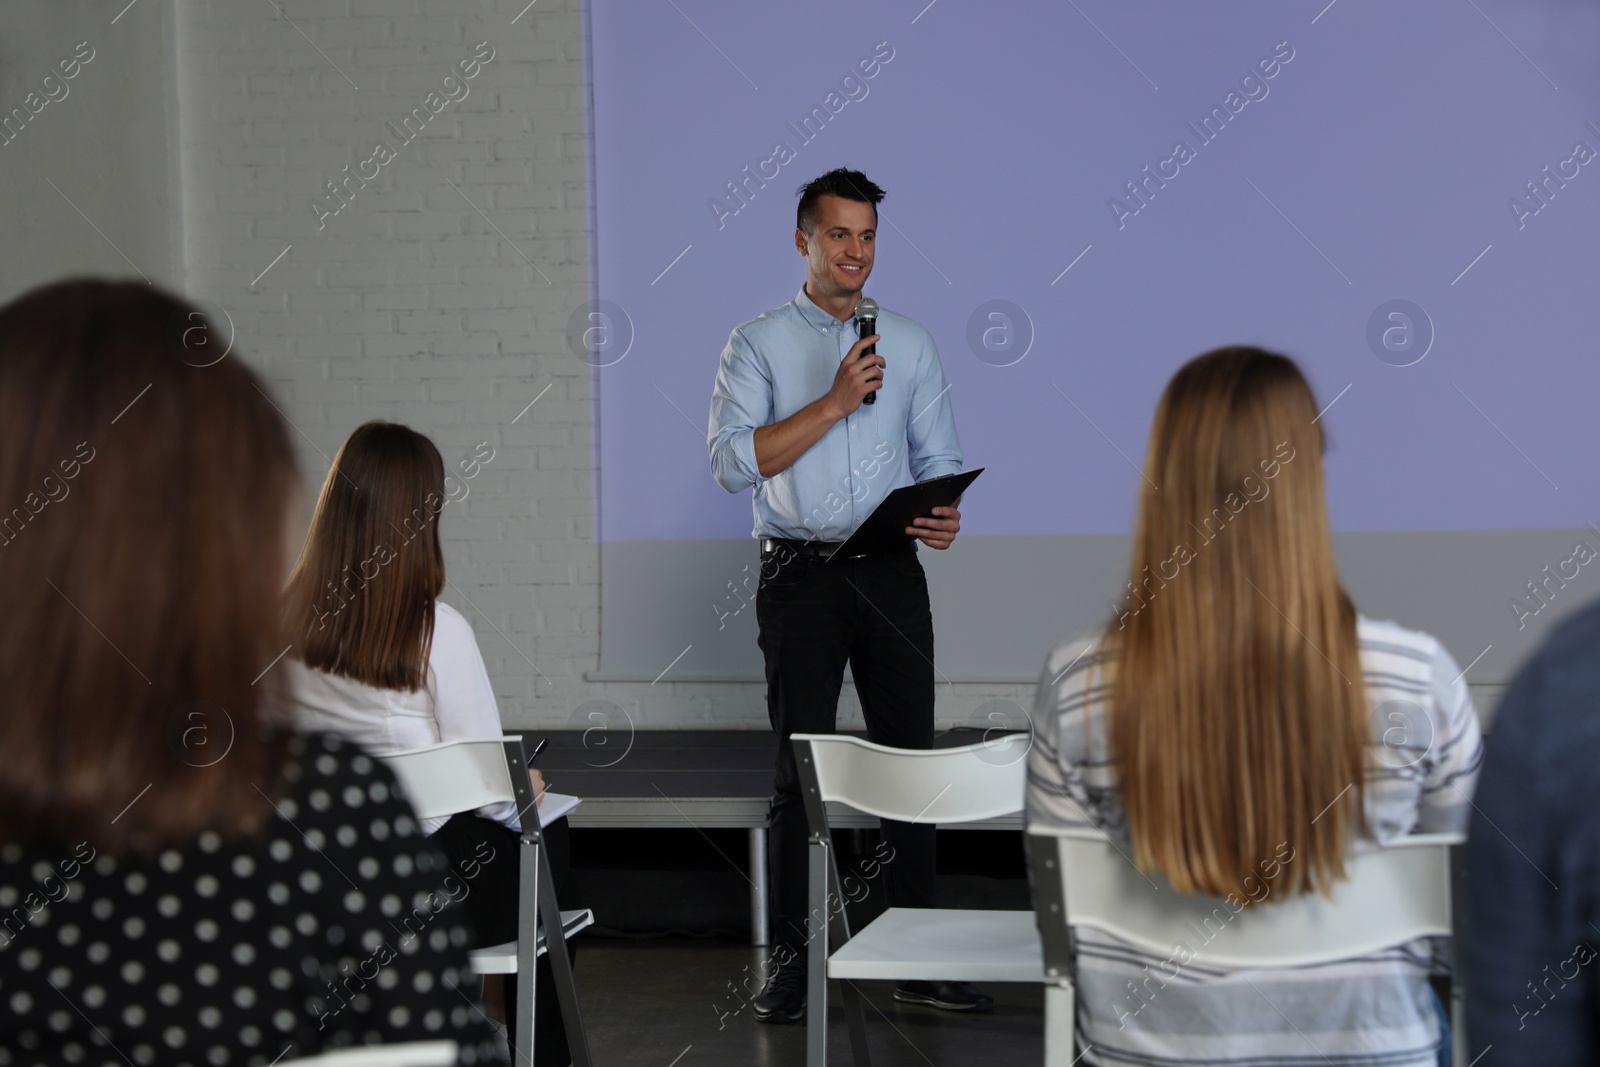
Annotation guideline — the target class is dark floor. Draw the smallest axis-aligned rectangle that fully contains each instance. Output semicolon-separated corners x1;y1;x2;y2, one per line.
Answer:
570;938;1044;1067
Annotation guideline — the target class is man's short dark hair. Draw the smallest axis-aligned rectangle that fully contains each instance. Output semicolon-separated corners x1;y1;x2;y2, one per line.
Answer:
796;168;885;234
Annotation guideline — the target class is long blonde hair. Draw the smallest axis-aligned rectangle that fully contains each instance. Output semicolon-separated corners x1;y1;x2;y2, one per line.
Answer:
1104;347;1365;900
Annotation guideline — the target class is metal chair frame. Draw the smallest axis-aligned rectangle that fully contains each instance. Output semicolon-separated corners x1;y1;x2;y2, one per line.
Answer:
791;732;1038;1067
1027;826;1467;1067
381;736;592;1067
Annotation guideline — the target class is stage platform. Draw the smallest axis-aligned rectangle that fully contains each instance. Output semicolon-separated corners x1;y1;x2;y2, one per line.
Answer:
521;728;1027;945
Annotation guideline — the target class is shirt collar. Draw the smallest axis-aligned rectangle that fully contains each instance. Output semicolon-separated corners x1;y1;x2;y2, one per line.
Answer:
793;286;852;332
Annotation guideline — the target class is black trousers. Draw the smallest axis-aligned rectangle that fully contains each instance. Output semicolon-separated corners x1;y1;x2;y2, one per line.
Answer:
757;545;938;958
430;813;577;1066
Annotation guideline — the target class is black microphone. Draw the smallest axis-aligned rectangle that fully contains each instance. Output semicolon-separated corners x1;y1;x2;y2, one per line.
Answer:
855;296;879;405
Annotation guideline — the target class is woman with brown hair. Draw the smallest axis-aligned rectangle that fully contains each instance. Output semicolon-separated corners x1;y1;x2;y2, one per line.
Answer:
1026;347;1483;1067
0;280;502;1065
282;422;576;1066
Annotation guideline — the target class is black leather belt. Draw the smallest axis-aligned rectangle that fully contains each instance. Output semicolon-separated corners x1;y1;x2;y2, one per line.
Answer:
759;536;915;562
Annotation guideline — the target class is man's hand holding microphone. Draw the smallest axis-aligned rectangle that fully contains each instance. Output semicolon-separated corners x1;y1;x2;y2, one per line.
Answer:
822;332;884;420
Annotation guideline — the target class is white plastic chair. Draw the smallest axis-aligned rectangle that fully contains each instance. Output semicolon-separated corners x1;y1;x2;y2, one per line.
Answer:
1027;826;1465;1066
382;737;594;1067
791;732;1042;1067
275;1039;457;1066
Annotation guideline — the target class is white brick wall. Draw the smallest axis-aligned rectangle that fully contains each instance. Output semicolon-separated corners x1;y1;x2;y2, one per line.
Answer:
178;0;606;727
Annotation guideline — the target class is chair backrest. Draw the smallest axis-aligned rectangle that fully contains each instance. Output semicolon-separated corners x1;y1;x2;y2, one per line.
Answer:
276;1039;458;1067
381;736;520;822
792;733;1028;825
1028;827;1461;970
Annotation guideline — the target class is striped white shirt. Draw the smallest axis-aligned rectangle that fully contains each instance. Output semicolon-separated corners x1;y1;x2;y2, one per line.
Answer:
1026;615;1484;1067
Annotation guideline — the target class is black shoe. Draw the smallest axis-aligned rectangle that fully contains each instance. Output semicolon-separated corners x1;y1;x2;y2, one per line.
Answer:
752;959;807;1023
893;980;994;1012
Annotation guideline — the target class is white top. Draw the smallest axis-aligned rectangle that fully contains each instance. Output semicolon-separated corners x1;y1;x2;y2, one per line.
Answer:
1026;615;1484;1067
286;601;519;836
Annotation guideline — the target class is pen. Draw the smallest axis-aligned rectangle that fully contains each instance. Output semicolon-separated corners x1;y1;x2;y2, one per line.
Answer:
526;737;549;768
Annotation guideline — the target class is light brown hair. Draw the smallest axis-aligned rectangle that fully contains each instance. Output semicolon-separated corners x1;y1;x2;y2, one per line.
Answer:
1104;346;1366;900
0;279;298;850
285;422;446;691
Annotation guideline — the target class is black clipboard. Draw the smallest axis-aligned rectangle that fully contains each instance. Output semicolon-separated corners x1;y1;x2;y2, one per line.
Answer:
828;468;983;561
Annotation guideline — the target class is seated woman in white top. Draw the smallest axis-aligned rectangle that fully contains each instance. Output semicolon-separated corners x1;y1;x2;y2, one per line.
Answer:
281;420;575;1065
1025;347;1483;1067
288;583;520;836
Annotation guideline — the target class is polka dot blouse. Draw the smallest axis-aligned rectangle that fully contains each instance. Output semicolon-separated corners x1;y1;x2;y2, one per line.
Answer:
0;732;505;1066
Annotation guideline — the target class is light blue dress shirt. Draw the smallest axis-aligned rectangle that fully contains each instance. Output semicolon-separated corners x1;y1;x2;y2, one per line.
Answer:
708;287;964;541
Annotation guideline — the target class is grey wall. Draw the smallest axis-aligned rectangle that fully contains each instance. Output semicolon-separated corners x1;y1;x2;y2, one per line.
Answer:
601;530;1593;684
0;1;182;302
600;527;1600;728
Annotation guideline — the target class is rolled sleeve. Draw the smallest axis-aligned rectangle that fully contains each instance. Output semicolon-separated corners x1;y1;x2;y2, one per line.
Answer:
709;327;770;493
905;334;963;483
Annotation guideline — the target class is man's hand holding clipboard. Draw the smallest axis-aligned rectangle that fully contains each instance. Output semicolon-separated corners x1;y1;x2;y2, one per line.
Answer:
908;502;961;549
828;469;984;561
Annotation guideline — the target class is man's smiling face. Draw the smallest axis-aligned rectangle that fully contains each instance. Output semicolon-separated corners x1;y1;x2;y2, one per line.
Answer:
796;194;876;303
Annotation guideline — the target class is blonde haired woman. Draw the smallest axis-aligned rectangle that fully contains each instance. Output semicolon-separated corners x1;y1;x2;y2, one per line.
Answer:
1026;347;1482;1067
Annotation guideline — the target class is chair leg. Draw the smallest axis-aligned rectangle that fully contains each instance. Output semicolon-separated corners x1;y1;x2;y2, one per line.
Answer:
807;838;830;1067
538;852;592;1067
1044;981;1075;1066
826;852;868;1067
750;826;770;947
515;838;543;1067
840;980;872;1067
1451;981;1466;1067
